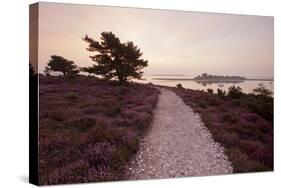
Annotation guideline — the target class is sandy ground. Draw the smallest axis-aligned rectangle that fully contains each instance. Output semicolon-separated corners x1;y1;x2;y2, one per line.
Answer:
125;88;233;180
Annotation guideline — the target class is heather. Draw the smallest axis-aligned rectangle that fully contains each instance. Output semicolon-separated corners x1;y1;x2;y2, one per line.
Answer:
39;76;159;185
169;86;273;173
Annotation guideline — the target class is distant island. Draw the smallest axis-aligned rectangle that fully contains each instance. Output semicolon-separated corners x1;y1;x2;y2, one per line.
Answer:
194;73;245;81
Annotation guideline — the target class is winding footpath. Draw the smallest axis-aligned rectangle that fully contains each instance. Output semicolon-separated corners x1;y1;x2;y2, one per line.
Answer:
126;88;233;180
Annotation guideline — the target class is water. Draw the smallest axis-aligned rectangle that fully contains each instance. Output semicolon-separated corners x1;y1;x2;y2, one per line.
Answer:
136;75;274;94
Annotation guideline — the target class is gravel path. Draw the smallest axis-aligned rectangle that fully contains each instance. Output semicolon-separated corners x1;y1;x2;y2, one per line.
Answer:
125;88;233;180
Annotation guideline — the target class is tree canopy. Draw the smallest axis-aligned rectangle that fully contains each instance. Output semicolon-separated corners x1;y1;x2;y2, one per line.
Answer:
83;32;148;83
80;66;96;76
45;55;80;77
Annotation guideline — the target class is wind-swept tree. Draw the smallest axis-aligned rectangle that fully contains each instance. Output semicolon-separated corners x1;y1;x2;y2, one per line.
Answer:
83;32;148;84
45;55;80;77
80;66;96;76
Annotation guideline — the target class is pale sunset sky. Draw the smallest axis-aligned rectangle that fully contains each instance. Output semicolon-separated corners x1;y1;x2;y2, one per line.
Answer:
38;2;274;78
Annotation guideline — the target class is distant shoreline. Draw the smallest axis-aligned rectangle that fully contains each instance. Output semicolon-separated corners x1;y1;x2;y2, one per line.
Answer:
152;78;274;81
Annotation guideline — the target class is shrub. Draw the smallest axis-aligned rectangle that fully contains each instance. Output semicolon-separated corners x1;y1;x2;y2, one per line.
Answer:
227;85;243;99
246;95;273;121
65;92;78;101
176;83;183;89
217;88;226;98
207;88;213;94
253;86;272;97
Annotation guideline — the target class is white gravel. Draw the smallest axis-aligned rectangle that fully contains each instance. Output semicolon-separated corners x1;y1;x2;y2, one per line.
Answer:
126;88;233;180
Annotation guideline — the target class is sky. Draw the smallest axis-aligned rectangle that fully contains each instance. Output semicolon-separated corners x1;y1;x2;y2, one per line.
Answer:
37;2;274;78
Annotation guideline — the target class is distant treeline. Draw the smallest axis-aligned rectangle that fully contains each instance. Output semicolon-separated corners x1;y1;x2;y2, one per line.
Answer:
194;73;245;81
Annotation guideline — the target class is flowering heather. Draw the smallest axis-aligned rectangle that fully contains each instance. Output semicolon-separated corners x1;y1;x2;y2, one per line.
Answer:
39;76;159;185
169;86;273;173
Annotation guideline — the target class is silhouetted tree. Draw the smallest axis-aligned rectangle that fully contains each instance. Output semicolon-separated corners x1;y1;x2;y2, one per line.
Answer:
45;55;80;77
80;66;96;76
83;32;148;84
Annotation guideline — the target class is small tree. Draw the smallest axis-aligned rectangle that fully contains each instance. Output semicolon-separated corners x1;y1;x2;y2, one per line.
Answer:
83;32;148;84
45;55;79;77
253;86;272;97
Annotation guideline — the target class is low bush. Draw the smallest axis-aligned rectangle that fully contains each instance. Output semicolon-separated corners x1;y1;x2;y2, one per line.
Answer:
253;86;272;97
217;88;226;98
176;83;183;89
207;88;213;94
227;85;243;99
246;95;273;121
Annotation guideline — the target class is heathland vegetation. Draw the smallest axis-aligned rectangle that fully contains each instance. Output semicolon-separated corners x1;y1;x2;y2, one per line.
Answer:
33;31;273;184
39;76;159;184
171;85;273;172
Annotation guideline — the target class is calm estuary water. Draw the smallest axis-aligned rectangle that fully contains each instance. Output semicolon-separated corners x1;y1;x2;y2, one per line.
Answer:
136;75;274;94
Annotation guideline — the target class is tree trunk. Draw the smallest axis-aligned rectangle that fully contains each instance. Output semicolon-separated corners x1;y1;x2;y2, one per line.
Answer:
118;76;123;84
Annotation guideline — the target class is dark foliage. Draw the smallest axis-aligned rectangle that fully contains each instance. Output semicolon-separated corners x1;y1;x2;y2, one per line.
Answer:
253;86;273;97
246;94;273;121
227;85;243;99
80;66;96;76
217;88;226;98
83;32;148;84
176;83;183;89
45;55;80;77
207;88;213;94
